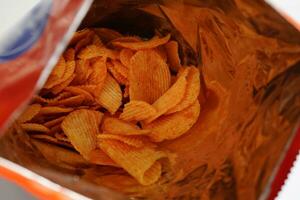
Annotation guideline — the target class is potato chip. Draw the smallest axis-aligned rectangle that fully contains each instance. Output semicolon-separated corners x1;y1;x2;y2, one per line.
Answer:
69;28;92;46
44;56;66;89
119;48;134;67
166;67;200;114
72;60;91;85
88;149;119;167
102;117;150;135
74;36;93;52
61;109;103;159
48;95;85;107
123;85;129;98
99;139;166;185
77;45;118;60
107;61;128;85
64;86;94;101
155;46;167;61
112;34;170;50
58;61;76;84
129;50;171;103
120;101;157;122
93;28;123;43
20;123;50;133
94;74;122;114
54;132;70;143
17;104;41;123
32;139;88;168
92;34;103;47
78;85;97;95
87;58;107;86
144;100;200;142
44;116;66;128
165;41;181;71
145;68;189;123
63;48;75;62
51;74;75;94
31;134;73;148
39;106;74;115
111;36;142;44
49;124;62;134
33;92;72;104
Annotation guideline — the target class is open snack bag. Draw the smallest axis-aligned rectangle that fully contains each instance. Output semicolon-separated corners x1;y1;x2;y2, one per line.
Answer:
0;0;300;199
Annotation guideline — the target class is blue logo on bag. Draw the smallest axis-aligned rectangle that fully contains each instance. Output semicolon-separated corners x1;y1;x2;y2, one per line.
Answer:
0;0;52;62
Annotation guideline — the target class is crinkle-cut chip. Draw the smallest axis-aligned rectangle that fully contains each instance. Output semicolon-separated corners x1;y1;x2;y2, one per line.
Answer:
74;35;93;52
69;28;92;46
120;101;156;122
120;49;134;67
129;50;171;103
155;46;167;61
49;95;85;107
49;124;62;134
111;60;128;78
88;149;119;167
87;58;107;87
77;44;119;60
145;68;189;123
63;48;75;62
54;132;70;143
77;85;97;96
20;123;50;133
39;106;74;115
112;34;170;50
166;67;200;114
144;100;200;142
59;61;76;83
31;134;73;149
102;117;150;135
64;86;94;101
99;139;166;185
165;41;181;71
31;140;88;168
17;104;41;123
98;134;144;148
72;60;91;85
33;92;72;104
111;36;142;44
107;61;128;85
61;109;103;159
94;74;122;114
51;74;75;94
44;56;66;89
44;116;66;128
93;28;123;43
92;34;103;47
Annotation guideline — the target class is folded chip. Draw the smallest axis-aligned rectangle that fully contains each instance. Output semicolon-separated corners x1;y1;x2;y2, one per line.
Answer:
120;100;157;122
102;117;150;135
99;139;166;185
144;100;200;142
61;109;103;159
129;50;171;103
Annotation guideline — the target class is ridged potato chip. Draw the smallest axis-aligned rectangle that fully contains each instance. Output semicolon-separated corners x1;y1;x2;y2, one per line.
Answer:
74;36;93;52
166;67;200;114
145;68;189;123
72;60;91;85
94;74;122;114
129;50;171;103
64;86;94;101
44;116;66;128
31;134;73;149
61;109;103;159
39;106;74;115
44;56;66;89
78;45;118;60
69;28;92;46
165;41;181;71
91;34;103;47
99;139;166;185
20;123;50;133
155;46;167;61
102;117;150;135
93;28;123;43
17;104;41;123
119;48;134;67
54;132;70;143
112;34;170;50
87;58;107;86
88;149;119;167
144;100;200;142
120;101;157;122
107;61;128;85
51;74;75;94
32;140;88;169
48;95;85;107
63;48;75;62
33;92;72;104
98;133;150;148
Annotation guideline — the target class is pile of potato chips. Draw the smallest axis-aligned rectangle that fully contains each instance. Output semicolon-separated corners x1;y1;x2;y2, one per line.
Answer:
16;28;201;185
